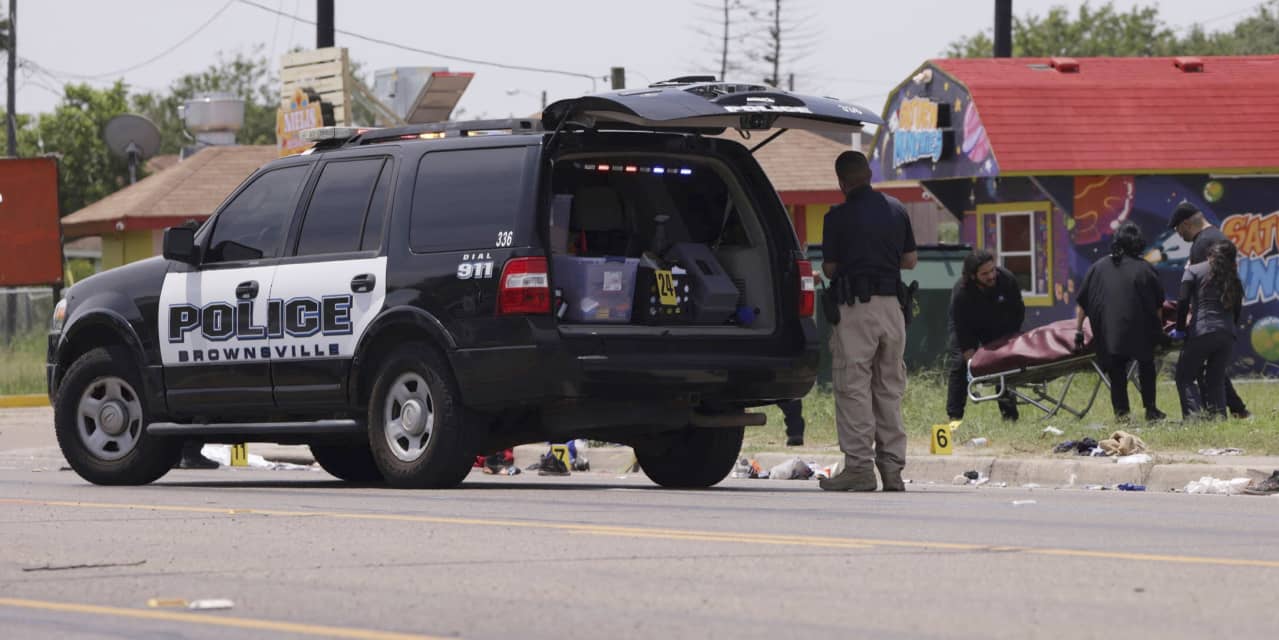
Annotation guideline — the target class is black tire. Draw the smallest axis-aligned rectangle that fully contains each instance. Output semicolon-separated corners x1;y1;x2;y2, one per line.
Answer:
54;347;181;485
365;343;480;488
635;426;744;488
310;444;384;482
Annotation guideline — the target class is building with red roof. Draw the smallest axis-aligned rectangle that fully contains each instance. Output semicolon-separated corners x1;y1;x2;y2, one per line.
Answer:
869;55;1279;374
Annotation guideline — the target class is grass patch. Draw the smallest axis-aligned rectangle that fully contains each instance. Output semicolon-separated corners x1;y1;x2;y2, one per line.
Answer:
747;368;1279;457
0;330;47;395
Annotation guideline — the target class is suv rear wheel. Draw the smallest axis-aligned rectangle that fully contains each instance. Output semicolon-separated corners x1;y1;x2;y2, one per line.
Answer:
635;426;743;488
366;343;480;488
310;444;384;482
54;347;181;485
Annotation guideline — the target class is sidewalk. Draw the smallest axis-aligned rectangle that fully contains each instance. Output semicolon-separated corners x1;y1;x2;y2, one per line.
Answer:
2;405;1274;491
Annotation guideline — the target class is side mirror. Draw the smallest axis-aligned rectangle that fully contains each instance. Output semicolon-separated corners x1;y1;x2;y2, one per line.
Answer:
162;226;199;264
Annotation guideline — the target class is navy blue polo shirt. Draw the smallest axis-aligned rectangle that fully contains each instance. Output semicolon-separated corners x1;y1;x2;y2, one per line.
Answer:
821;185;915;282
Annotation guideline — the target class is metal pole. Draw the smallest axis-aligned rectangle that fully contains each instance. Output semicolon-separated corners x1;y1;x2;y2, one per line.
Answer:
994;0;1013;58
540;90;547;111
610;67;625;90
316;0;334;49
6;0;16;157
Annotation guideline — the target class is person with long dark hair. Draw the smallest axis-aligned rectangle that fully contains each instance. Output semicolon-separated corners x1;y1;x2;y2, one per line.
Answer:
945;249;1024;421
1175;241;1244;418
1074;221;1166;420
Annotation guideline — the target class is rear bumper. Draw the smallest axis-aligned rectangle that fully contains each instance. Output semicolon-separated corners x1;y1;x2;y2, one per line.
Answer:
567;350;818;404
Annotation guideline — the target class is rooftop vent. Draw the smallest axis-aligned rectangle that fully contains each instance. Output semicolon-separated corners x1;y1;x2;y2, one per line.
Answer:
1175;57;1205;73
1050;57;1080;73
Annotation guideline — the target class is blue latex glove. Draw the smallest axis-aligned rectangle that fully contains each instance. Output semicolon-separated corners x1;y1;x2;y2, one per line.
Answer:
1168;328;1186;341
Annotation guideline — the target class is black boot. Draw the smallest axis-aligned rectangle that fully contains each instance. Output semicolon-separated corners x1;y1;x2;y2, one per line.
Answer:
175;442;219;469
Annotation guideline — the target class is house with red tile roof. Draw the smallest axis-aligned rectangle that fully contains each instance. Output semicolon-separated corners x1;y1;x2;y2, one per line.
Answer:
869;55;1279;374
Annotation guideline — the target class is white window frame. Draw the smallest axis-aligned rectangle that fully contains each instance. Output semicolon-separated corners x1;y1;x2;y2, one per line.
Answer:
994;211;1041;296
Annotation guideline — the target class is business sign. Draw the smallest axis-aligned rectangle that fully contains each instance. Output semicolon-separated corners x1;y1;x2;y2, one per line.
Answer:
276;88;325;157
0;157;63;287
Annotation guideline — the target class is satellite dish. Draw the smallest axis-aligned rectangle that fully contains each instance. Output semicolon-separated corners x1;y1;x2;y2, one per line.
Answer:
104;114;162;184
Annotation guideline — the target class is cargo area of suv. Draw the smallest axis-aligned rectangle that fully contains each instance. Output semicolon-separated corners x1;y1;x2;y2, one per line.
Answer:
546;150;777;333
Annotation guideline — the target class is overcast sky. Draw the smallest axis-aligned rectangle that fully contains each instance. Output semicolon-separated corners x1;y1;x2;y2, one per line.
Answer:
9;0;1268;125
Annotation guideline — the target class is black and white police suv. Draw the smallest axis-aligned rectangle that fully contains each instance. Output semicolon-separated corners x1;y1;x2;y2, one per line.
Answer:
46;80;881;488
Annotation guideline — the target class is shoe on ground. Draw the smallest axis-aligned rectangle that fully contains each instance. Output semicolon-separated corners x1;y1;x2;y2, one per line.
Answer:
1244;471;1279;495
785;436;804;447
537;452;570;477
877;466;906;492
1232;410;1253;419
176;453;220;470
1145;408;1167;421
819;466;877;492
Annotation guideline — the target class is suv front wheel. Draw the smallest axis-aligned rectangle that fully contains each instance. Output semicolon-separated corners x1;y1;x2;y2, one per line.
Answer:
366;343;479;488
635;426;743;488
54;347;181;485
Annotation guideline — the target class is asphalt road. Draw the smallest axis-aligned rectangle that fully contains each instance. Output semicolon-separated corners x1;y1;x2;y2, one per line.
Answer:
2;452;1278;640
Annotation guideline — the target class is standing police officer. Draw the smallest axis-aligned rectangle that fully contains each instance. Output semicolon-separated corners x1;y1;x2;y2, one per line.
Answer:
818;151;917;493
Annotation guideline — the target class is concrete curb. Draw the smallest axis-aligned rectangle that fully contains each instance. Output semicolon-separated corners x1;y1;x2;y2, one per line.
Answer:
0;394;49;408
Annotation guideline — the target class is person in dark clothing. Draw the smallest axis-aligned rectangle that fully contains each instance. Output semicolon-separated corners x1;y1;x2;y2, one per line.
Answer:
1074;222;1166;421
1170;202;1250;418
777;399;806;446
945;249;1024;421
1175;242;1244;418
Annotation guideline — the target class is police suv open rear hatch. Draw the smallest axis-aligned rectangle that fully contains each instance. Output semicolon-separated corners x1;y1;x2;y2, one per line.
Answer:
542;79;883;135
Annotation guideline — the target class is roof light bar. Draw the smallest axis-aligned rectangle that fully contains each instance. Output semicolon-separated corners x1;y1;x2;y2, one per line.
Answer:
299;126;369;142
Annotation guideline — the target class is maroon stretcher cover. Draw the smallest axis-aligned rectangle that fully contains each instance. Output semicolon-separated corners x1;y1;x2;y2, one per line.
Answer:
968;302;1178;378
968;319;1094;377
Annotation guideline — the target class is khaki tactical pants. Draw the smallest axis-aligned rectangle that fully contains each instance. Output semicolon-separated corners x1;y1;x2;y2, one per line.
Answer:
829;295;907;472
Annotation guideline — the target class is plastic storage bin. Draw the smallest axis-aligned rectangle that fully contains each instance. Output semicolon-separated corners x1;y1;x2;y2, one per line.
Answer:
553;255;638;323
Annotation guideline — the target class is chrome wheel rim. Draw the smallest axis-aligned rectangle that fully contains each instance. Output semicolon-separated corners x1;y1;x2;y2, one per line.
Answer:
383;372;434;462
76;376;144;461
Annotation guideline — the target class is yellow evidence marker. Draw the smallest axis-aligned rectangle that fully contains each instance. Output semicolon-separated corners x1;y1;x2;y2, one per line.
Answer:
930;422;959;455
230;443;248;467
550;444;571;470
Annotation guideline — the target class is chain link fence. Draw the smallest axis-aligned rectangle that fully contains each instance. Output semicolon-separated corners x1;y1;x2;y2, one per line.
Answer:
0;287;57;344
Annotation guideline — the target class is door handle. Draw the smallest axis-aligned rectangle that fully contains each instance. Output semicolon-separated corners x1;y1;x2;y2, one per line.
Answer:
235;280;259;300
351;273;376;293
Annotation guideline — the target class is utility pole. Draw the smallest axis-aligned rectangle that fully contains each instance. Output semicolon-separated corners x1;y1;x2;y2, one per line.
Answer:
540;90;547;111
994;0;1012;58
610;67;625;90
6;0;16;157
787;73;794;91
317;0;334;48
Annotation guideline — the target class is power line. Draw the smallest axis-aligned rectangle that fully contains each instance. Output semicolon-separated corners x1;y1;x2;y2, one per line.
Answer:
235;0;600;90
1172;0;1272;33
29;1;234;80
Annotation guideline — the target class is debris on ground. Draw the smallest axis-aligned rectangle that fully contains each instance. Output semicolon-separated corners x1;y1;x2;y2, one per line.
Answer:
768;457;814;480
1116;483;1146;491
731;458;763;479
201;445;312;470
1244;471;1279;496
1184;476;1252;495
1115;453;1152;465
1099;430;1146;456
964;470;980;480
187;599;235;611
965;437;988;447
1197;448;1245;456
1011;500;1037;506
147;598;188;608
1042;426;1064;437
1052;438;1099;456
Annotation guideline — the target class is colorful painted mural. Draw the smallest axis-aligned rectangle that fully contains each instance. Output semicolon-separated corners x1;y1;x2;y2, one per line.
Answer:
871;66;998;182
954;174;1279;375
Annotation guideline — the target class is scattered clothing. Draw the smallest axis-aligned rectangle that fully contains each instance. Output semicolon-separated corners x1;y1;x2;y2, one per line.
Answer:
1197;448;1245;456
1244;471;1279;495
1098;430;1146;457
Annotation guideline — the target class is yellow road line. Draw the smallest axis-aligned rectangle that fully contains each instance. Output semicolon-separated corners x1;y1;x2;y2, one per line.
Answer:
0;597;448;640
5;498;1279;570
0;394;48;408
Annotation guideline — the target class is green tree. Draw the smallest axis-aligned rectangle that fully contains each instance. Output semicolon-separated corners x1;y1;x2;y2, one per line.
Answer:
15;83;133;214
131;50;278;154
945;1;1279;58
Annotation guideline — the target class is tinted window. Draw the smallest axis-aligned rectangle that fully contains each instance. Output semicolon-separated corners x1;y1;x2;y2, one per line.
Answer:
410;147;526;252
296;158;387;256
361;162;393;251
206;165;308;263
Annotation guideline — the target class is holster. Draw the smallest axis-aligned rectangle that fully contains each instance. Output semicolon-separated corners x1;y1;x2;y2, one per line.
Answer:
820;283;841;325
897;280;919;327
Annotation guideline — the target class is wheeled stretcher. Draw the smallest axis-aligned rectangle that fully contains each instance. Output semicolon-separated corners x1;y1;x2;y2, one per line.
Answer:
965;305;1177;420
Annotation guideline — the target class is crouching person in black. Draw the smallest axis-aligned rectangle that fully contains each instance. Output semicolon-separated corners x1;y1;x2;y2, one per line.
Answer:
946;249;1025;422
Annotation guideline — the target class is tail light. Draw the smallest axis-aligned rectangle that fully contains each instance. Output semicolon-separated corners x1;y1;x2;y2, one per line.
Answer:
797;260;815;318
497;257;550;315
